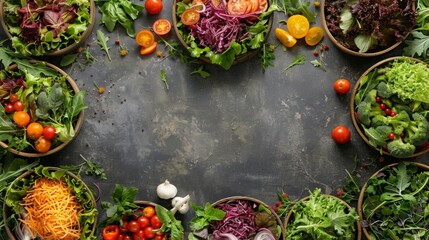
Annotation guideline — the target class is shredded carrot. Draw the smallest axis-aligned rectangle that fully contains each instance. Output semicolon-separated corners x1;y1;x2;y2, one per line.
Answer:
20;177;83;240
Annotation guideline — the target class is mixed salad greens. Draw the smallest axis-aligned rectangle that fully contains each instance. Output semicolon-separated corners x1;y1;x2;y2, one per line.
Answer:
324;0;416;53
2;0;93;56
361;162;429;239
354;57;429;158
175;0;274;70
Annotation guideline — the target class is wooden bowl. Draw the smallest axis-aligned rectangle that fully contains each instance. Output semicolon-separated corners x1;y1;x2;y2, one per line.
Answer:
357;162;429;239
210;196;285;240
0;0;96;57
320;0;415;57
171;0;273;66
0;60;85;157
3;166;98;240
284;193;362;239
349;56;429;158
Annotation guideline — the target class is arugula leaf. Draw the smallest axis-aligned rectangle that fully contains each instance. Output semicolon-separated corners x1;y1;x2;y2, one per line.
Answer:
259;43;275;73
282;54;306;72
191;65;211;78
160;70;169;90
97;30;112;61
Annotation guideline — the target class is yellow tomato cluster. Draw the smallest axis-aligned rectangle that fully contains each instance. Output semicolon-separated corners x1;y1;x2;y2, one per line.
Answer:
275;14;324;48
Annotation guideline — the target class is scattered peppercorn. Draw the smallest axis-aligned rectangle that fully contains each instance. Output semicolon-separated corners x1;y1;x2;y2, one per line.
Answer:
120;49;128;56
115;40;120;45
313;51;319;56
98;87;105;94
336;188;344;196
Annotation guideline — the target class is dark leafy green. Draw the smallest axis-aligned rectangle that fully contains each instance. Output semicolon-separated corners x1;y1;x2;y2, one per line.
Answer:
155;205;185;240
403;0;429;61
362;162;429;239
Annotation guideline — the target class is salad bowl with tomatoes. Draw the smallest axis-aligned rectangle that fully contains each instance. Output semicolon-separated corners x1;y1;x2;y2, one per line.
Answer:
0;59;86;157
172;0;273;70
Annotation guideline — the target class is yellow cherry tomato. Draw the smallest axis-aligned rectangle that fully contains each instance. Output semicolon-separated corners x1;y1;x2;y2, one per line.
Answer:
305;26;324;46
287;14;310;39
275;28;297;48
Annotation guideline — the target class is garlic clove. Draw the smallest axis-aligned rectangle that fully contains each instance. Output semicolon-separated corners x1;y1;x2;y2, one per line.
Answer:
156;180;178;199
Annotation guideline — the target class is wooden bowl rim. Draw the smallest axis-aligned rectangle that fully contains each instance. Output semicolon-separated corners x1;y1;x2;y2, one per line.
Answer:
171;0;274;65
3;166;98;240
0;0;96;57
210;196;286;240
284;193;362;240
320;0;410;57
0;60;85;157
357;162;429;240
349;56;429;158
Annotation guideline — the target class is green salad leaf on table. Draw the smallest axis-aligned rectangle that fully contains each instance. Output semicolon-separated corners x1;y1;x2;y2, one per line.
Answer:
2;0;93;56
361;162;429;240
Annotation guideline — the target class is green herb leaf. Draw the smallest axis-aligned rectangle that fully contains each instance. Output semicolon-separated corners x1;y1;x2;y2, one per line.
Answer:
160;70;169;90
191;65;211;78
97;30;112;61
282;54;306;72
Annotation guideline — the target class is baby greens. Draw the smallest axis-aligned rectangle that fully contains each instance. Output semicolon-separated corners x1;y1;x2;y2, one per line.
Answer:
362;162;429;239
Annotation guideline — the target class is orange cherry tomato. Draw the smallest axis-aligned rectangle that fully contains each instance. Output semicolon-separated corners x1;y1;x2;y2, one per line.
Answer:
13;111;30;128
287;14;310;39
228;0;250;15
143;206;156;218
181;8;200;26
140;42;158;55
26;122;44;140
248;0;260;13
333;78;351;94
275;28;297;48
145;0;163;14
35;136;52;153
305;26;324;46
258;0;268;12
153;19;171;36
136;30;155;48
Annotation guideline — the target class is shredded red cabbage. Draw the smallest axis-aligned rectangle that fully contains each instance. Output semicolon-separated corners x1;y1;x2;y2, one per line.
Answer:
186;1;259;53
210;200;257;240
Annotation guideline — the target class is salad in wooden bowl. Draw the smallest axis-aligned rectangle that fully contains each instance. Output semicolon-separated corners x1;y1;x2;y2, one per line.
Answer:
3;166;98;240
321;0;416;57
358;162;429;239
350;56;429;158
0;0;95;57
0;57;86;157
188;196;285;240
284;189;361;240
172;0;273;70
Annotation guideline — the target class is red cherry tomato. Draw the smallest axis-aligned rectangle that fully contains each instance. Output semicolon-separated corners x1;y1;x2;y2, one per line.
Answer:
331;125;351;144
133;230;146;240
9;93;19;103
144;226;155;239
127;220;140;233
119;221;128;233
42;126;56;141
4;103;14;113
102;225;120;240
137;216;150;229
150;215;163;229
13;101;25;111
333;79;351;94
145;0;163;14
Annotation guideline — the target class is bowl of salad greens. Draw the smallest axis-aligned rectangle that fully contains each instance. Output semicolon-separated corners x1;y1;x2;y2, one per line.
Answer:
172;0;274;70
321;0;417;57
358;161;429;239
0;58;86;157
0;0;96;57
350;56;429;158
188;196;285;240
284;188;361;240
3;166;98;240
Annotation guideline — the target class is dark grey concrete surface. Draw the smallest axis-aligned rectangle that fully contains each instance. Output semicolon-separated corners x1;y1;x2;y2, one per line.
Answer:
1;0;428;238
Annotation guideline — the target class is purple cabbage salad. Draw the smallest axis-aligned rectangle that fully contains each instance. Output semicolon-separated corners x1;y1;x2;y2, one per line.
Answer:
324;0;416;53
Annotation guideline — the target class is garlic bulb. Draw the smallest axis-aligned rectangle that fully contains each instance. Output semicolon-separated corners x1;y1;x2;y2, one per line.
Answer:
156;180;178;199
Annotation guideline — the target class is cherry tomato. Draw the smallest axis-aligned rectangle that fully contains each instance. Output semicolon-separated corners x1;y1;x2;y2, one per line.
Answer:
228;0;250;15
133;230;146;240
42;126;56;140
305;26;324;46
153;19;171;36
4;103;14;113
145;0;163;14
122;235;132;240
258;0;268;12
27;122;44;140
333;79;351;94
143;226;155;239
13;111;30;128
150;215;163;229
331;125;351;144
275;28;297;48
143;206;156;218
286;14;310;39
35;136;52;153
13;101;25;111
181;8;200;26
137;216;150;229
102;225;120;240
127;220;140;233
140;42;158;56
9;93;19;103
389;133;395;140
119;221;129;233
154;235;167;240
136;30;155;48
